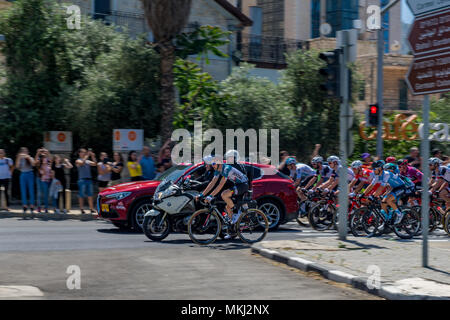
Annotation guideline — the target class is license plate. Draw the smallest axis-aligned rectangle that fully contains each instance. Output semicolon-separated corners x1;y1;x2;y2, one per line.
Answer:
101;204;110;212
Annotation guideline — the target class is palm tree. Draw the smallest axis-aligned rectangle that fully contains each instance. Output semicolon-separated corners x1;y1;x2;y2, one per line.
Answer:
141;0;192;142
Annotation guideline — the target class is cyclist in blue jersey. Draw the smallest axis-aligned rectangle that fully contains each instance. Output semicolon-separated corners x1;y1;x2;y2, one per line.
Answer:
304;156;332;190
363;161;406;224
286;157;315;212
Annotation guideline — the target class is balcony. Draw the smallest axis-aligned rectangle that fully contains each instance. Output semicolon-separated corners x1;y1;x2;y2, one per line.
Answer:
237;33;309;68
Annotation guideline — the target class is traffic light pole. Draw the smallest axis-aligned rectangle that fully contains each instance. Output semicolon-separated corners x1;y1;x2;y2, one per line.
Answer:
338;31;350;241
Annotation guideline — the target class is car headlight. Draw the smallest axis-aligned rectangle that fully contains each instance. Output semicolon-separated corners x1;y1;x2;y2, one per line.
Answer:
105;192;132;200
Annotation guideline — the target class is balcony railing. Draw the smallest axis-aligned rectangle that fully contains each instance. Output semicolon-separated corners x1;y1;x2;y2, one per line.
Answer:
237;33;309;67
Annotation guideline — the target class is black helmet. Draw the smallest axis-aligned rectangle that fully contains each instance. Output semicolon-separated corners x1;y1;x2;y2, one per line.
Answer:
371;160;385;169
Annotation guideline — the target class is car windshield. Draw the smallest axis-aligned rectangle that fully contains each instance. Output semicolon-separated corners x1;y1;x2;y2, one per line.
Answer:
155;165;193;182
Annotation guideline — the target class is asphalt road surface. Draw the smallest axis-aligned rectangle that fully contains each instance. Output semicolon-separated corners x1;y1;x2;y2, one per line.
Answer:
0;217;387;299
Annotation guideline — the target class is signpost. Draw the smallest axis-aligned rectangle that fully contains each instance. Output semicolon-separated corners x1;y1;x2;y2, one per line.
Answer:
406;0;450;16
43;131;73;152
113;129;144;152
406;1;450;268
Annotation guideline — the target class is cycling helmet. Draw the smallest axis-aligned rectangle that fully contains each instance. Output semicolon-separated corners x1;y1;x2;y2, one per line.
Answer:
203;155;213;165
397;159;408;166
225;149;240;161
285;157;296;166
211;156;223;166
428;157;442;166
311;156;323;164
383;163;398;171
386;156;396;163
371;160;385;169
327;156;340;164
351;160;363;169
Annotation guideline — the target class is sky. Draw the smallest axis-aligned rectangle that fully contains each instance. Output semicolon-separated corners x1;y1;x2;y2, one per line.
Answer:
402;0;414;24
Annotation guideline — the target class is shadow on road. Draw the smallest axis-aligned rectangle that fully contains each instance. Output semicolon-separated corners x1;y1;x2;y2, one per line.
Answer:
97;228;140;235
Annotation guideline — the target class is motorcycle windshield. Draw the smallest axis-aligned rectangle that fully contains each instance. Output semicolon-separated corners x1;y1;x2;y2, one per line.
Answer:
155;165;193;194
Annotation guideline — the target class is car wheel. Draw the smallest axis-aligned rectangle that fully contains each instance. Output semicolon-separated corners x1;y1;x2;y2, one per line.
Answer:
258;199;282;230
130;199;153;232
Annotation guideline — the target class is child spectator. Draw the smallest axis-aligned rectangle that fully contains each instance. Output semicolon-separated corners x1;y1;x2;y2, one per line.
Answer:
49;170;63;214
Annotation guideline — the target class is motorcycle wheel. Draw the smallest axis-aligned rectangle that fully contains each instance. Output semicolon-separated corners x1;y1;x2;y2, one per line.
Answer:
142;214;171;241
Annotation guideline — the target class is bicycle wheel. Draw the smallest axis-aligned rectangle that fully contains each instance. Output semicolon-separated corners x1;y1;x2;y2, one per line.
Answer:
236;209;269;244
413;206;435;235
350;207;368;237
295;201;311;227
443;211;450;236
361;209;384;237
308;202;334;231
188;209;221;245
393;207;420;239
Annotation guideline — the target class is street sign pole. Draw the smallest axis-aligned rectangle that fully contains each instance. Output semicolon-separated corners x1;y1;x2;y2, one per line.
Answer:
421;95;430;267
376;28;384;159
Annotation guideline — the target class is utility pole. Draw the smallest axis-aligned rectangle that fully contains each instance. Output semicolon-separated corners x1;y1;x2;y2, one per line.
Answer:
376;0;401;159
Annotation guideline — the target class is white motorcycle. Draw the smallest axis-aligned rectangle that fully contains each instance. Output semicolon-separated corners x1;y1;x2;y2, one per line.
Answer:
142;176;203;241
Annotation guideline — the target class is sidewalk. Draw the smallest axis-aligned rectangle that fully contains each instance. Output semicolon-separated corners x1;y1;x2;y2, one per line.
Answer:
0;205;98;221
252;236;450;300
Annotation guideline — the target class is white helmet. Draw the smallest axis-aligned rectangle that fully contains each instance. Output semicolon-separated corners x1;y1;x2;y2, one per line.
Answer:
351;160;363;169
311;156;323;164
327;155;340;164
428;157;442;166
203;155;213;165
225;149;240;162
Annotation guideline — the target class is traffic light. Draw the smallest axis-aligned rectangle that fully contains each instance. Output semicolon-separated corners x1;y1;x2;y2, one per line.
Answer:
368;104;379;126
319;49;341;98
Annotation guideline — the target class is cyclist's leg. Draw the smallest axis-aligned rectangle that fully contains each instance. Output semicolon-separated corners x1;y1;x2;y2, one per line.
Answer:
221;189;234;218
439;188;450;209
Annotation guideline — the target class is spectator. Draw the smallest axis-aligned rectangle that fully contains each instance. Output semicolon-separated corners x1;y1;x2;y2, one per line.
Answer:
310;144;322;161
110;152;124;186
405;147;421;169
34;148;42;212
15;147;35;214
0;149;14;210
97;152;112;192
158;139;173;172
431;148;442;159
278;151;293;176
52;155;73;213
154;163;165;180
75;148;97;214
35;148;52;213
139;146;156;181
48;170;63;214
127;151;143;181
361;153;372;170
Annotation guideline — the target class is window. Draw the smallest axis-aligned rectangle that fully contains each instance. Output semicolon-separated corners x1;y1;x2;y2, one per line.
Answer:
326;0;359;37
359;80;366;101
311;0;321;38
94;0;110;20
399;80;408;110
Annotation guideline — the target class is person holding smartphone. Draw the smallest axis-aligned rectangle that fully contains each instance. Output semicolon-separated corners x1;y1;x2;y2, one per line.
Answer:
15;147;36;215
75;148;97;214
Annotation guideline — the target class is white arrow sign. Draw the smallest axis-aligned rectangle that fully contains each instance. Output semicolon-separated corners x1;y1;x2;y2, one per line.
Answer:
406;0;450;16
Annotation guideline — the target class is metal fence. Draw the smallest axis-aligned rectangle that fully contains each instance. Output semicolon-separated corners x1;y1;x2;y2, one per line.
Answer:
238;33;309;66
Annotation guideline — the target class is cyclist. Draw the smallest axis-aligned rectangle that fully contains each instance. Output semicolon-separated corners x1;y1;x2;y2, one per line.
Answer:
199;157;249;239
317;156;354;195
304;156;332;191
224;149;253;189
429;157;450;208
398;159;423;187
348;160;374;194
285;157;315;214
363;160;406;224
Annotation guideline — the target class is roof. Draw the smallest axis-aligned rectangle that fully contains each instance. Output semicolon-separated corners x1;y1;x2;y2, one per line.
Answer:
214;0;253;27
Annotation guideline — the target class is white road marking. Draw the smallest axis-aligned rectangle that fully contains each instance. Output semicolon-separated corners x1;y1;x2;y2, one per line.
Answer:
0;286;44;298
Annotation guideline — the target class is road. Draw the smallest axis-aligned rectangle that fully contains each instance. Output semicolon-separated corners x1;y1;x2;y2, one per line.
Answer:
0;217;385;299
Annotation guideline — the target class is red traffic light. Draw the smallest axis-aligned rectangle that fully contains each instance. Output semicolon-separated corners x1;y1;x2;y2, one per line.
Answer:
370;105;378;114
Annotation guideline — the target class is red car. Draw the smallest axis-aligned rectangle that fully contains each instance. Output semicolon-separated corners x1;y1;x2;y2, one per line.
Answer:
97;162;298;231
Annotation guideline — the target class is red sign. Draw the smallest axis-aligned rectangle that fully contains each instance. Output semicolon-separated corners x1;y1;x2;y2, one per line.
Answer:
408;8;450;56
406;51;450;95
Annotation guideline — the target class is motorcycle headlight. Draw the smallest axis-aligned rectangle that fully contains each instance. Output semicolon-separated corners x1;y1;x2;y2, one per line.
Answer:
105;192;132;201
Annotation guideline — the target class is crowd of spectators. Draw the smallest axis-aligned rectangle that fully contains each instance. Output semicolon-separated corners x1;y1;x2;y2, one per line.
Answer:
0;141;173;214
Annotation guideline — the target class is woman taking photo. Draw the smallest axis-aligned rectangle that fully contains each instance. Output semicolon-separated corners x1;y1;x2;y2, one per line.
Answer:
110;152;124;186
15;147;35;215
35;148;52;213
52;155;73;213
97;152;112;192
127;151;143;181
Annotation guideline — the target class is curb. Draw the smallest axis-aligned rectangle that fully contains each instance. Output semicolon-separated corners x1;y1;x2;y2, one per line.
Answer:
0;210;98;221
251;244;449;300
